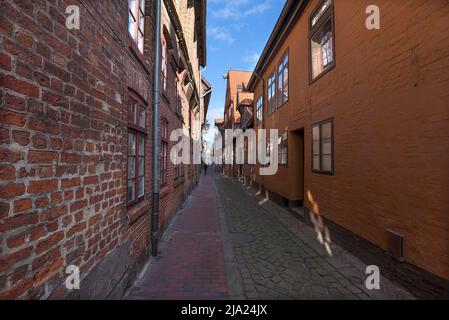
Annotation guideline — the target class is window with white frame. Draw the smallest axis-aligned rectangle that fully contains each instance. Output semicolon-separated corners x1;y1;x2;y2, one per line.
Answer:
312;119;333;174
309;0;334;81
128;0;145;53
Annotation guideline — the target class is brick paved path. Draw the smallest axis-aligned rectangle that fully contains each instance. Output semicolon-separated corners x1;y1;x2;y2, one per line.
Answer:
126;173;414;300
126;174;228;300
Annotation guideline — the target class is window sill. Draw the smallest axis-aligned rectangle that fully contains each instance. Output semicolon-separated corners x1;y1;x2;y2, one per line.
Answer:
309;63;335;85
127;199;150;225
128;36;150;76
174;178;185;188
160;185;170;198
278;99;289;108
312;170;334;176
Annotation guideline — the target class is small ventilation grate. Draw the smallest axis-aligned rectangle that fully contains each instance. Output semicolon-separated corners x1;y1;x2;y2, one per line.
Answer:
387;230;404;261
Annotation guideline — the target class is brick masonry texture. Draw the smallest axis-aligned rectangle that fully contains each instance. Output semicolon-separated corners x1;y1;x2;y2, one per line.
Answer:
0;0;203;299
244;0;449;283
127;173;415;300
126;174;228;300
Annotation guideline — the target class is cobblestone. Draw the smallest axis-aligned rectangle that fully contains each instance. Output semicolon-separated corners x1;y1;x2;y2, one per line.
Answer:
126;174;415;300
215;176;366;300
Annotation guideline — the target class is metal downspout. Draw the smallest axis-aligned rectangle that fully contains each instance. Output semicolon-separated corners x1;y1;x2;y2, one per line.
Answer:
151;0;162;257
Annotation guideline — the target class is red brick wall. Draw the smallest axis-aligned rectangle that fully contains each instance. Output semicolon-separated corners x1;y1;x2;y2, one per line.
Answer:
158;58;196;232
0;0;198;299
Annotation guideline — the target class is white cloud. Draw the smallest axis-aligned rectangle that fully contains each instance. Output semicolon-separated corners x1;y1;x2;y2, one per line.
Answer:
208;26;235;45
243;52;261;70
244;1;271;16
209;0;272;20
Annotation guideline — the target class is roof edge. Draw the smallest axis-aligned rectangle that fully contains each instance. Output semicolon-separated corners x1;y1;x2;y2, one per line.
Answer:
248;0;310;90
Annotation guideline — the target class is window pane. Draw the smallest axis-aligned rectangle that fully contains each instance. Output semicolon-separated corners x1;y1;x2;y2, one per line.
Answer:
322;121;332;139
283;70;289;100
311;19;333;79
138;136;145;156
130;0;137;10
321;24;333;67
278;75;283;104
322;139;332;155
138;176;144;197
322;155;332;172
313;141;320;155
128;17;136;38
312;126;320;141
139;106;146;128
311;36;322;78
128;157;135;178
139;157;145;176
282;153;287;165
257;97;263;123
139;11;145;31
128;133;136;155
313;155;320;171
311;0;332;27
128;0;137;38
128;179;135;202
138;32;144;52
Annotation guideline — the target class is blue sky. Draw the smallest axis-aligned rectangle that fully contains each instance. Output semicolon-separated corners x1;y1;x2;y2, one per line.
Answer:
203;0;286;129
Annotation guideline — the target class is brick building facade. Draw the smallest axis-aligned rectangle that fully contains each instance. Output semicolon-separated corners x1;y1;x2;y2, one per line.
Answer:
0;0;208;299
217;0;449;298
219;70;252;178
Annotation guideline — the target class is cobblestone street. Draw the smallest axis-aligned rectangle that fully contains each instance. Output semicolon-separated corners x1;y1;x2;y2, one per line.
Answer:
217;177;367;300
126;173;414;300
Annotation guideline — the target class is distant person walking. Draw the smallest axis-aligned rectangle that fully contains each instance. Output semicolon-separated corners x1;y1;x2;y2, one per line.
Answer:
204;163;208;176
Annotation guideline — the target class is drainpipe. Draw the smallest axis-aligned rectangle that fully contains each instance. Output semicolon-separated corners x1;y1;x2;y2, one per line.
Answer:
151;0;162;257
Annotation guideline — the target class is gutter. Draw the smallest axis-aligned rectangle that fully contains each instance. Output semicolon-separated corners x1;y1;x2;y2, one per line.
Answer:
247;0;309;91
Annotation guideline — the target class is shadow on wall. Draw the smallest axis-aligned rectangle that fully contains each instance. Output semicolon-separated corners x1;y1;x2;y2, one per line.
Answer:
307;189;333;257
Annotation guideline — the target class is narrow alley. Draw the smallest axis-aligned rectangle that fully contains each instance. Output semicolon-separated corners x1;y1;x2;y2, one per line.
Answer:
126;173;414;300
1;0;448;303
